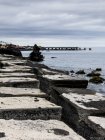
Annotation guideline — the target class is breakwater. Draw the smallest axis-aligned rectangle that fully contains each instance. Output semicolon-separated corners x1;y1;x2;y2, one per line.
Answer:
0;54;105;140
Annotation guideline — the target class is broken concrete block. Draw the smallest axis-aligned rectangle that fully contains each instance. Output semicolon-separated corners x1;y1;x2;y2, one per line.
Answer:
0;97;62;120
0;119;85;140
0;73;35;78
0;87;46;97
0;68;32;73
0;77;39;88
39;74;88;93
86;116;105;139
51;87;105;139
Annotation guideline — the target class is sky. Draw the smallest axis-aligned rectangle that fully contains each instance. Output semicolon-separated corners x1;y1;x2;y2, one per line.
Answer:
0;0;105;47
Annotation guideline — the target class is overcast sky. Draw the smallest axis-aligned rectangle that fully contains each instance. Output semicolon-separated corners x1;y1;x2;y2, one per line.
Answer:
0;0;105;47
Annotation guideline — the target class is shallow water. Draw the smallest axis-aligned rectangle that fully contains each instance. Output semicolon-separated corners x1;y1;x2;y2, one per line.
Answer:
22;47;105;93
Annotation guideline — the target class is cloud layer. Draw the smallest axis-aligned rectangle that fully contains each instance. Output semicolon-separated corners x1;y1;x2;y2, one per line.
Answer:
0;0;105;46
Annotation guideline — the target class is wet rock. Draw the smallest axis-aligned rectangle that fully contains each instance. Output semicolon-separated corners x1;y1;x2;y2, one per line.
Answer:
70;70;75;73
95;68;102;71
87;71;101;77
76;70;85;74
29;44;44;61
0;44;22;57
89;76;105;84
51;57;57;58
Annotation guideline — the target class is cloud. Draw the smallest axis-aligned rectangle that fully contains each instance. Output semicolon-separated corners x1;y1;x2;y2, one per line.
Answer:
0;0;105;46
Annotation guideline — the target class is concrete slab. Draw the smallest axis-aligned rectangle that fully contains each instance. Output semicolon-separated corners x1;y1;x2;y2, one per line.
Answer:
53;87;96;95
62;91;105;114
8;65;31;69
0;73;35;78
87;116;105;138
54;87;105;117
0;87;46;97
0;97;61;120
0;57;13;61
51;87;105;139
0;77;39;88
33;67;60;76
0;119;85;140
39;74;88;93
2;60;26;66
0;68;32;73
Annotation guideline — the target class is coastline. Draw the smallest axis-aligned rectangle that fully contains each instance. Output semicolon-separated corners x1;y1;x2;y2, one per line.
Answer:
0;54;105;139
21;49;105;94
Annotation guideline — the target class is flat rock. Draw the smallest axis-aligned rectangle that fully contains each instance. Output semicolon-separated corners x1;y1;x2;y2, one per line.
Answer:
0;97;61;120
0;119;85;140
0;77;39;88
0;87;46;97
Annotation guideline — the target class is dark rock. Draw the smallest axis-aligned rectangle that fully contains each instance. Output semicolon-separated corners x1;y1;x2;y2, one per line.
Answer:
0;44;22;57
51;128;69;136
29;44;44;61
0;61;4;69
0;132;5;138
70;70;75;73
51;57;57;58
76;70;85;74
87;71;101;77
89;76;105;84
95;68;102;71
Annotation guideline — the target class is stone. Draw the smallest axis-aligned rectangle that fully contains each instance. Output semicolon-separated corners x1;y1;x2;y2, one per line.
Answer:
0;87;46;97
95;68;102;71
0;73;35;78
87;72;101;77
0;119;85;140
0;97;61;120
39;74;88;93
50;87;105;139
0;68;32;73
0;61;4;69
0;44;22;57
76;70;86;75
29;44;44;61
89;76;104;84
0;77;39;88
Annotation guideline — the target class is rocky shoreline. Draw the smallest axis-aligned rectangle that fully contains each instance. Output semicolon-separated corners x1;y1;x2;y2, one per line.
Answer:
0;54;105;140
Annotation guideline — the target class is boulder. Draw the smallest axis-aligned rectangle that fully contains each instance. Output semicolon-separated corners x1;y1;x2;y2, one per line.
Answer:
29;44;44;61
89;76;105;84
0;44;22;57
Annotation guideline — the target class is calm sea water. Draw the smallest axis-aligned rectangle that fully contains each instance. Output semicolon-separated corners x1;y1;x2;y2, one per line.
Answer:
22;47;105;93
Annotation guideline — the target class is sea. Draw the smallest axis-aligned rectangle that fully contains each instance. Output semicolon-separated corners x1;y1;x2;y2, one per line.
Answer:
22;47;105;94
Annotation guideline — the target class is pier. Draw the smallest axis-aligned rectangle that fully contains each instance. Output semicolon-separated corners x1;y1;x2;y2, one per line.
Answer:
20;46;84;51
19;46;92;51
41;47;81;51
